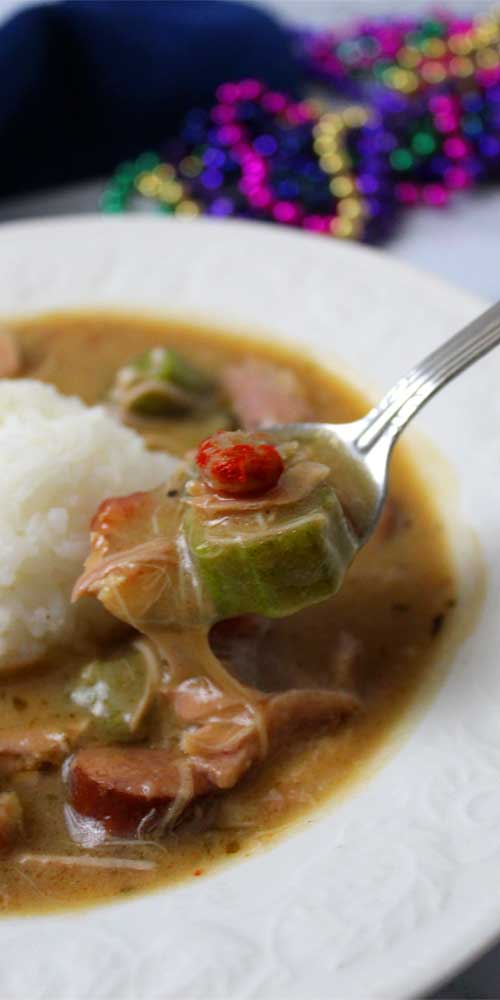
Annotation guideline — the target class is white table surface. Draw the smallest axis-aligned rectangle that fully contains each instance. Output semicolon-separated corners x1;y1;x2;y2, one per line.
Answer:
0;1;499;997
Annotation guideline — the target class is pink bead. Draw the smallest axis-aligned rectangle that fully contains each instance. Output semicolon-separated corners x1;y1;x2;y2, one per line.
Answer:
444;136;468;159
296;101;315;122
242;155;266;177
303;215;329;232
261;92;287;113
248;189;272;209
422;184;448;206
284;106;302;124
477;67;500;87
273;201;299;223
283;102;314;125
244;166;266;180
324;54;343;74
231;142;251;160
435;114;458;133
448;20;473;33
217;125;243;145
239;178;260;196
377;26;400;57
211;105;236;124
239;79;262;100
444;166;471;189
429;94;455;113
395;181;419;205
216;83;241;104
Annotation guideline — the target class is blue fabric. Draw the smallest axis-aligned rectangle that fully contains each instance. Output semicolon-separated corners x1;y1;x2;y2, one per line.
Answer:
0;0;298;199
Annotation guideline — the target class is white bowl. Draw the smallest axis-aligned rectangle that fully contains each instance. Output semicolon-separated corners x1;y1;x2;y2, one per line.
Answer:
0;215;497;1000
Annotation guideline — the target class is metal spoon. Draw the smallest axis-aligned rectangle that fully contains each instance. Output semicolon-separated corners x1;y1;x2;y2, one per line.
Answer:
271;300;500;545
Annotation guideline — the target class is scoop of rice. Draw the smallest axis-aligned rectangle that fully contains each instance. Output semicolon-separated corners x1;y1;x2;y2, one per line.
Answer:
0;380;176;671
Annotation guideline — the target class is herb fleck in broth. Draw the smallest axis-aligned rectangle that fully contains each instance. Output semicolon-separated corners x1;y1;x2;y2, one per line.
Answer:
0;311;456;914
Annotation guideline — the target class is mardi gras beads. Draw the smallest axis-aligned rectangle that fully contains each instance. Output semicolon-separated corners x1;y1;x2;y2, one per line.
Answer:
102;11;500;240
102;79;401;242
294;10;500;206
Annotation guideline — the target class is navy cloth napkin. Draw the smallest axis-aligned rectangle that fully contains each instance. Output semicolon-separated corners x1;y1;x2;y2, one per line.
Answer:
0;0;298;200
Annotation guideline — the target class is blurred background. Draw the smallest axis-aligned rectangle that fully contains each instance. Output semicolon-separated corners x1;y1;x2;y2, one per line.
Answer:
0;1;499;996
0;0;499;300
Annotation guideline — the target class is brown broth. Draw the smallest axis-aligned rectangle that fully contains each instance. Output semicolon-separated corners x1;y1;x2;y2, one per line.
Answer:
0;311;457;914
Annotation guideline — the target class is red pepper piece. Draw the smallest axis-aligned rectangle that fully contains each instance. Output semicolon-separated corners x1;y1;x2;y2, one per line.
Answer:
196;431;284;497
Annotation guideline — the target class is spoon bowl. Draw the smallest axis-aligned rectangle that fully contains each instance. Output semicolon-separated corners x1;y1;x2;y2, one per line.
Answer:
271;300;500;548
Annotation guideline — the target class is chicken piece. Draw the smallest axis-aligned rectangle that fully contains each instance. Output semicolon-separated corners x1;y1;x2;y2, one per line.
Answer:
72;482;214;631
179;684;360;778
0;721;88;774
88;490;157;558
221;359;312;430
0;330;21;379
172;674;243;723
0;791;23;850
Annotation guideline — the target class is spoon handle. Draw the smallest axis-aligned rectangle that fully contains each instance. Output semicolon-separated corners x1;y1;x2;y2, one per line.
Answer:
354;300;500;456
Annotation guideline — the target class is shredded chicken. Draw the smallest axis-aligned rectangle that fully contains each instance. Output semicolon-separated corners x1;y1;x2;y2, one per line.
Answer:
16;853;156;871
72;481;211;632
173;675;242;723
63;804;108;848
72;538;177;606
186;462;329;515
329;631;363;689
0;721;88;774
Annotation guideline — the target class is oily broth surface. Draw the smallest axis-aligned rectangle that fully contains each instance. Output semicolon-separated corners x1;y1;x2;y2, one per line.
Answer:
0;312;456;914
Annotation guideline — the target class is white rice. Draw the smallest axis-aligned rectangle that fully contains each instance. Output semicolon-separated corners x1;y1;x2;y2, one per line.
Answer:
0;379;176;671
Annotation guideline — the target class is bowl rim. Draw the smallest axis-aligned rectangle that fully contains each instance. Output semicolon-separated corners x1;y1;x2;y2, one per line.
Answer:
0;214;496;1000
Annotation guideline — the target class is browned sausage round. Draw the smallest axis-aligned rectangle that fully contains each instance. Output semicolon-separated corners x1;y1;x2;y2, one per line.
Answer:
69;747;211;836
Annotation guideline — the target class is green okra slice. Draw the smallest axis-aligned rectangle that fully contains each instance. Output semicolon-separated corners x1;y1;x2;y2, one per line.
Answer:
185;485;358;620
70;644;157;742
112;346;215;416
